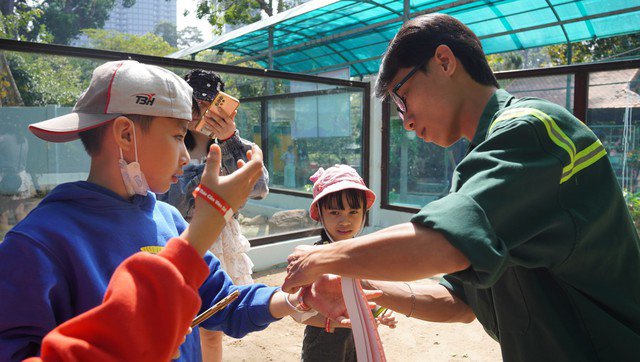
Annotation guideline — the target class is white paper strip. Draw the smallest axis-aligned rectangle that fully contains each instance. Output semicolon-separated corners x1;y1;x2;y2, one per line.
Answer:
341;277;386;362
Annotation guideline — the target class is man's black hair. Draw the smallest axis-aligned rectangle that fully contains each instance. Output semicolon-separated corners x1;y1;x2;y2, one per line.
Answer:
374;13;499;98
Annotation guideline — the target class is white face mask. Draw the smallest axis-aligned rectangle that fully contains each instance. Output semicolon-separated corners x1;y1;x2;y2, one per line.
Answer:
118;123;149;197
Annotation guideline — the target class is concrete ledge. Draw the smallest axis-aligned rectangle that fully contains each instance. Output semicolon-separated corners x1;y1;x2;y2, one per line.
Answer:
247;235;318;272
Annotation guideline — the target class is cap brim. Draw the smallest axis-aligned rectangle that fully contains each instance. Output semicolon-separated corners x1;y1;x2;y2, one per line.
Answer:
29;112;120;142
309;182;376;221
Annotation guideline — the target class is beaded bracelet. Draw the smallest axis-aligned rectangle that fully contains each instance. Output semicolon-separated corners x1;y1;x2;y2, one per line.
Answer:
192;184;234;221
325;317;333;333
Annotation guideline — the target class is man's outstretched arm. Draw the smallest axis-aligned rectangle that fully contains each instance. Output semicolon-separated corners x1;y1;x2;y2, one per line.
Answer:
283;222;470;293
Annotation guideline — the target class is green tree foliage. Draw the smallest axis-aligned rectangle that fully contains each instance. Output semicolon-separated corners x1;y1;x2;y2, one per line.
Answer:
0;1;50;42
194;50;282;99
1;0;137;45
40;0;129;44
154;20;178;47
544;34;640;66
83;29;177;56
1;2;52;106
487;34;640;72
6;54;96;106
193;0;305;35
487;53;523;72
178;26;204;49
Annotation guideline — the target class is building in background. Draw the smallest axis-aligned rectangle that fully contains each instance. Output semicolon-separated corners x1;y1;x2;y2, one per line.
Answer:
104;0;177;36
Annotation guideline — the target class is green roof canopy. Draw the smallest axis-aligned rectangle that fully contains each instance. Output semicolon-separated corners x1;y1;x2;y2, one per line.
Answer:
169;0;640;77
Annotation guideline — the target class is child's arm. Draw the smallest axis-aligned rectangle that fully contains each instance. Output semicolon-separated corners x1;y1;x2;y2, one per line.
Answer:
269;274;383;327
27;238;209;362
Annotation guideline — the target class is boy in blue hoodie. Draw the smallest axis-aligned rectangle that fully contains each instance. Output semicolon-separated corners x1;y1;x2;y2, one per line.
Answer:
0;60;369;361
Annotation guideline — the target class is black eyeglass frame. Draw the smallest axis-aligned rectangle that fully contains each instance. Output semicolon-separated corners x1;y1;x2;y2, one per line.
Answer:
390;59;429;114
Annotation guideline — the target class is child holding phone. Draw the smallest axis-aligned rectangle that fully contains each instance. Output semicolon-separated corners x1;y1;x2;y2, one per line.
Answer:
302;164;397;361
159;68;268;361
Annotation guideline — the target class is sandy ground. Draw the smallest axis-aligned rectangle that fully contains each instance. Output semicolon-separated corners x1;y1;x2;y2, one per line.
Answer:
222;267;502;362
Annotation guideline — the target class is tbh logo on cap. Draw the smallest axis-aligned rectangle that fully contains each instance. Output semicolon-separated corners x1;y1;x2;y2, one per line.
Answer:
134;93;156;105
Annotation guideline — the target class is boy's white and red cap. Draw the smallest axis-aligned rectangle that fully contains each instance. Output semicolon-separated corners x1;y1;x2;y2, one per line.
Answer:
28;60;193;143
309;164;376;222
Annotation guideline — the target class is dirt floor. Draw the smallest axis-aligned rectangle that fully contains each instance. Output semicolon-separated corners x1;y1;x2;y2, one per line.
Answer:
222;267;502;362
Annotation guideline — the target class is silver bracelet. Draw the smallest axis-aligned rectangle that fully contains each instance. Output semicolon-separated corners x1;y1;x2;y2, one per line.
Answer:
284;292;306;313
405;282;416;318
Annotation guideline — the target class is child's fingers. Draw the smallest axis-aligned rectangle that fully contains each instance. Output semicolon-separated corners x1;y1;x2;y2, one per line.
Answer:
249;144;263;163
336;316;351;328
204;144;222;181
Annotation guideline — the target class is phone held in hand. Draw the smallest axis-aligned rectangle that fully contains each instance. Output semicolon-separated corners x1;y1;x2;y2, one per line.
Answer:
195;91;240;138
191;290;240;328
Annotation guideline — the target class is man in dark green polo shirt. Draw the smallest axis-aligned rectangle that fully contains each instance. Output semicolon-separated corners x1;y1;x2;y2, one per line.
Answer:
282;13;640;360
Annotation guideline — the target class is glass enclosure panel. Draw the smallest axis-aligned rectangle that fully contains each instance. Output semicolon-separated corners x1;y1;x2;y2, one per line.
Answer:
586;69;640;194
0;51;365;239
266;86;363;192
385;104;467;209
500;74;575;112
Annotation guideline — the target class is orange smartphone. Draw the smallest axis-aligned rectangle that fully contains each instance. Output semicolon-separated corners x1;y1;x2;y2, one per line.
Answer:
195;91;240;138
191;290;240;328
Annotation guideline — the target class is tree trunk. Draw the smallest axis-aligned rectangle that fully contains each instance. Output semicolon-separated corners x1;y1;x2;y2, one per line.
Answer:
1;0;15;16
0;52;25;107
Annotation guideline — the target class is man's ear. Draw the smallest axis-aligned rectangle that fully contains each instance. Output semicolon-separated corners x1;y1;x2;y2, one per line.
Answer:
112;116;134;152
434;44;457;76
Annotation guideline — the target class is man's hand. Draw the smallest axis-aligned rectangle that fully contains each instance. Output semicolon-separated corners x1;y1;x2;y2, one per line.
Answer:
302;274;382;326
282;244;325;294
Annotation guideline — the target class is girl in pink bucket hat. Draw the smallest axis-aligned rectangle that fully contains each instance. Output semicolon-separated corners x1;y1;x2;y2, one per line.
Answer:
301;164;397;361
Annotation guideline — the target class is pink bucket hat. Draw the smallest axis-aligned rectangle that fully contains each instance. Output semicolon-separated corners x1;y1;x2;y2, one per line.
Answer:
309;164;376;222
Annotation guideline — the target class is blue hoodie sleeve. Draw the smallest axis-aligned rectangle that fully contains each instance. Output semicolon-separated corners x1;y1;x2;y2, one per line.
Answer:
196;252;279;337
0;232;74;361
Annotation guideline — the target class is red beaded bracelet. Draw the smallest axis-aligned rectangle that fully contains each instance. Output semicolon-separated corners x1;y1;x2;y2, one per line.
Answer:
325;317;333;333
192;184;234;221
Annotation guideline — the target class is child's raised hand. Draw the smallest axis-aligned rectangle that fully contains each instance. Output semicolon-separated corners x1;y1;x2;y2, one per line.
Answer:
200;143;263;212
376;309;397;329
183;143;263;255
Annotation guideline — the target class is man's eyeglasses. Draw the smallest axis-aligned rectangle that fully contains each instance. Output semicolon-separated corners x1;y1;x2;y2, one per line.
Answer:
389;59;428;115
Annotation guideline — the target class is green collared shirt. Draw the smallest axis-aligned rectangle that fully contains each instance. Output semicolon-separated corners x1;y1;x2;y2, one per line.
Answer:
411;89;640;360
